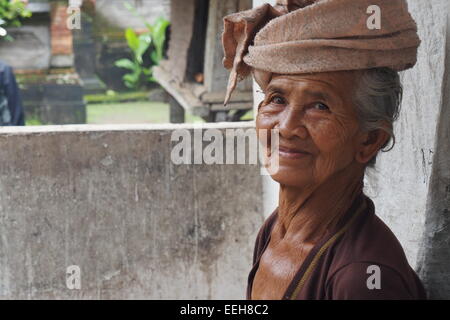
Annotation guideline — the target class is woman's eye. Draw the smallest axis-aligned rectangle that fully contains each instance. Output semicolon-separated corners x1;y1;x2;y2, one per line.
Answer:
269;95;286;105
313;102;330;111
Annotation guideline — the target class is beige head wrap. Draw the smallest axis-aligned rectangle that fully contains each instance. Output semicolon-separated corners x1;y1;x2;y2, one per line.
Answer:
222;0;420;105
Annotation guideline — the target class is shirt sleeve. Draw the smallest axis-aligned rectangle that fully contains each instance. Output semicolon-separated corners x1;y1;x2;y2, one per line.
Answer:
327;262;416;300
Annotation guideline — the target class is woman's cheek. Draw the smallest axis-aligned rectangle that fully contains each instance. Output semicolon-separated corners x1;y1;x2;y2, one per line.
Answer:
305;120;342;151
306;116;355;152
309;123;359;173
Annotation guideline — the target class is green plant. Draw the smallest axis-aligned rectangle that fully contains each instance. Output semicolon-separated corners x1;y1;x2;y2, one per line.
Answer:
123;2;169;66
114;2;170;89
114;28;153;89
0;0;32;41
147;17;170;67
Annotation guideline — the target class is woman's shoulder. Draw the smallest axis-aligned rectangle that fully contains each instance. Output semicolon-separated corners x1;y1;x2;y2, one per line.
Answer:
326;196;426;299
325;261;426;299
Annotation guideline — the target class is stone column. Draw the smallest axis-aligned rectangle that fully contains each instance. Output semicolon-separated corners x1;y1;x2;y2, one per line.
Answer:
414;0;450;299
50;0;74;68
46;1;86;124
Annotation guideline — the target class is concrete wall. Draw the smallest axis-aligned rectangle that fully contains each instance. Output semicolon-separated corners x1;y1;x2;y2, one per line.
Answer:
363;0;450;299
0;123;264;299
252;0;450;298
413;0;450;299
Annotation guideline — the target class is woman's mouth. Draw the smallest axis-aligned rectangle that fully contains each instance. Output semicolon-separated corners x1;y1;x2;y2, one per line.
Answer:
277;145;311;159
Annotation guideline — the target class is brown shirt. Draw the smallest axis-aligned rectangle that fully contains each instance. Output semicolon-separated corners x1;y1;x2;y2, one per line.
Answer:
247;193;427;300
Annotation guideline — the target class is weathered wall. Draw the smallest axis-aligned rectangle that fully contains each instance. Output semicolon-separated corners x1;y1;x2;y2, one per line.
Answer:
0;123;264;299
252;0;450;298
414;1;450;299
363;0;450;299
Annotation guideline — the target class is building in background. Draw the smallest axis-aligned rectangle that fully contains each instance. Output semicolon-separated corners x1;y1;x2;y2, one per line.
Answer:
0;0;170;125
154;0;254;123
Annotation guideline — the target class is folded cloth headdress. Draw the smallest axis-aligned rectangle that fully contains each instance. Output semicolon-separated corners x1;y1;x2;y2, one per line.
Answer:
222;0;420;105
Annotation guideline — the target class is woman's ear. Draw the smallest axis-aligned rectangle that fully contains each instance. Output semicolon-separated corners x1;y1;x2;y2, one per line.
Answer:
355;128;390;164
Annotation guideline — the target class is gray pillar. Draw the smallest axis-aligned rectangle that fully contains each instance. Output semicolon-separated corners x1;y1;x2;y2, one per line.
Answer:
416;2;450;298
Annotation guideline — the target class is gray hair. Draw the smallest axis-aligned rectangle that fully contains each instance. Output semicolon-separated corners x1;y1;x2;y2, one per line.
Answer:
352;67;403;167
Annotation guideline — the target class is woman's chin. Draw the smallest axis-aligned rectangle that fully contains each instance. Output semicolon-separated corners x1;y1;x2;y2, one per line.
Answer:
268;165;311;187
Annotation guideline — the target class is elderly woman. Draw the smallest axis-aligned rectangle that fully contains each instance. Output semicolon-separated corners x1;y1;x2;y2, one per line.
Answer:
222;0;426;299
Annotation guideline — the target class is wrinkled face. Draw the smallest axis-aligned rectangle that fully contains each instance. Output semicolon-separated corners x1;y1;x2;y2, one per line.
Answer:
256;71;364;188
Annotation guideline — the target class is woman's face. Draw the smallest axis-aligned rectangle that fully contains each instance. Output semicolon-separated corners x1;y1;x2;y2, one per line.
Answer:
256;71;365;188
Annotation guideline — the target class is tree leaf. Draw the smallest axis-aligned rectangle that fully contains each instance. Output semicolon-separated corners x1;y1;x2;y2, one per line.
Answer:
136;33;152;63
150;17;170;63
125;28;139;52
114;59;136;70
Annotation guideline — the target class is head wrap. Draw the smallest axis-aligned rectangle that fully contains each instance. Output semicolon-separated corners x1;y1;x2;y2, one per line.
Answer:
221;0;420;105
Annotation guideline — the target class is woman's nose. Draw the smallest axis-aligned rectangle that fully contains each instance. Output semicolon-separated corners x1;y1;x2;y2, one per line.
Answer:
277;106;309;140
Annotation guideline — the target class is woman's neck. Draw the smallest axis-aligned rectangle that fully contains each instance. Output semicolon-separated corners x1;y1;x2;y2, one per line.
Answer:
275;164;365;243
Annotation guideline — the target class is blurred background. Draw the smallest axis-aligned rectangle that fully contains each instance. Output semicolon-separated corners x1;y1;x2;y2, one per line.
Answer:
0;0;254;126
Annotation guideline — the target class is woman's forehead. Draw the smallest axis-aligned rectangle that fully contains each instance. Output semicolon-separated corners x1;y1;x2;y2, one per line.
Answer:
268;71;359;98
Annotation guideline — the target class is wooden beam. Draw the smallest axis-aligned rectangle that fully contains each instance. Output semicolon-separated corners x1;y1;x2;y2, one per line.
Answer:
153;65;209;117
